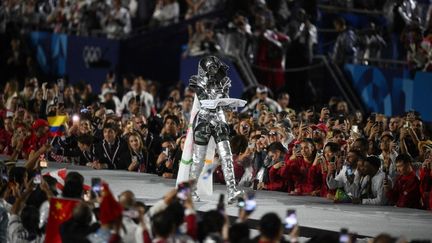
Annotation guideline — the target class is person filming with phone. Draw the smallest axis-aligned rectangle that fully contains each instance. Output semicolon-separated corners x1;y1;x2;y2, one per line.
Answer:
385;154;421;209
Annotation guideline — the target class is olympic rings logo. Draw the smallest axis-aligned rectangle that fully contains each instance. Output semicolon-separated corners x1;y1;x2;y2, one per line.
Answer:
82;46;102;68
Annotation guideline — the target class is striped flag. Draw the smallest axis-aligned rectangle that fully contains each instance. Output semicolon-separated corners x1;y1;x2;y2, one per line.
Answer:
44;169;91;191
47;115;68;137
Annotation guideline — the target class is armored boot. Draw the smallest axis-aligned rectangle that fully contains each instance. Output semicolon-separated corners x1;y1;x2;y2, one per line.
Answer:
217;141;243;204
190;144;207;202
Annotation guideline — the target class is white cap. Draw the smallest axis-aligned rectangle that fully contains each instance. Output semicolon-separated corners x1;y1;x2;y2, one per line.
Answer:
102;88;116;97
256;85;268;93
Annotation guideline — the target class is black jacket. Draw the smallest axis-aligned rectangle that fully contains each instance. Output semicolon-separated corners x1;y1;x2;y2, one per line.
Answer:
94;137;130;170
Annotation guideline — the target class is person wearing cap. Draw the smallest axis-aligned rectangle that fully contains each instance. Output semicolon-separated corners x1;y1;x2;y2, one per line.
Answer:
25;119;52;169
352;156;388;205
241;85;282;113
265;142;288;191
100;88;122;116
379;132;398;181
385;154;421;209
311;123;328;151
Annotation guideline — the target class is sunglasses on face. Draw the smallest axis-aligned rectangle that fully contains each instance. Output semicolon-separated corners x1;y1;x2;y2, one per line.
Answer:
269;132;279;136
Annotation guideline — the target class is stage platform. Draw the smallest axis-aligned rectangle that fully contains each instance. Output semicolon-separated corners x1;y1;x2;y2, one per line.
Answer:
41;163;432;241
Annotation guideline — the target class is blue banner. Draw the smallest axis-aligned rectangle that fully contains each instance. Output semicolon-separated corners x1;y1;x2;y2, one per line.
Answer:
29;32;67;76
66;35;119;93
345;64;432;122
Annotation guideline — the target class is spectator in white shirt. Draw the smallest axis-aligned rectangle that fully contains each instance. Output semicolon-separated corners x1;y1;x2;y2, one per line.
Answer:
106;0;132;39
100;88;123;116
327;150;363;198
353;156;388;205
379;132;398;181
150;0;180;27
242;86;282;113
121;78;155;118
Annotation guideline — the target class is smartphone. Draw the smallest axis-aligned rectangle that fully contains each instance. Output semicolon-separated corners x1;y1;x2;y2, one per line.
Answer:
370;113;376;123
91;178;102;198
251;109;258;120
346;166;354;176
33;172;42;184
177;182;191;201
123;210;140;219
72;114;80;124
295;144;302;153
338;114;345;124
217;194;225;213
285;209;297;232
340;228;350;243
248;142;255;149
244;191;256;213
352;125;359;133
330;156;336;164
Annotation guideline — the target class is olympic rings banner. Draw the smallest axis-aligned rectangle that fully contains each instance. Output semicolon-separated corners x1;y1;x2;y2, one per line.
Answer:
345;64;432;122
67;35;119;93
29;32;119;93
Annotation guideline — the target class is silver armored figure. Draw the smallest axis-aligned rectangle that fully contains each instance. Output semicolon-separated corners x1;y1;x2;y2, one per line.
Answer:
189;56;243;204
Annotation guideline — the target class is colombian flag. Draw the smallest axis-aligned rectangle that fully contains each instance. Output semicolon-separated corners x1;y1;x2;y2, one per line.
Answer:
47;115;67;137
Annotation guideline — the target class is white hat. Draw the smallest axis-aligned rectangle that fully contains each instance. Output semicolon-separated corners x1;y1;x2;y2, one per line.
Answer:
105;109;115;116
256;85;268;93
102;88;116;97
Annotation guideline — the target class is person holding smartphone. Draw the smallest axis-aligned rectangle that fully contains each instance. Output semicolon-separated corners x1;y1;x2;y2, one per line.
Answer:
327;150;363;200
281;139;318;195
264;142;288;191
385;154;421;208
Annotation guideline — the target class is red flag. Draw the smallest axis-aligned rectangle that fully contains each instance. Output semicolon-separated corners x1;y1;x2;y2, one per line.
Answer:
44;169;91;191
45;197;80;243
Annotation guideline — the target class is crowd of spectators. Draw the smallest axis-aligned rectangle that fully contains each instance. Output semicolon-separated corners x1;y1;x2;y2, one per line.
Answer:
0;0;225;39
178;0;432;107
1;1;432;243
0;70;432;241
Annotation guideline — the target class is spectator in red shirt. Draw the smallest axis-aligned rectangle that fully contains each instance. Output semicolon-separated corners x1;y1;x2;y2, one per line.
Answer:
265;142;288;191
26;119;52;169
280;138;316;195
420;155;432;209
26;119;51;153
310;142;341;198
385;154;422;209
0;116;13;153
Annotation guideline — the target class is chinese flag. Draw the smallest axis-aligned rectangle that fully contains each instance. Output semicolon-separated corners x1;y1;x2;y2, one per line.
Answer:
45;197;80;243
